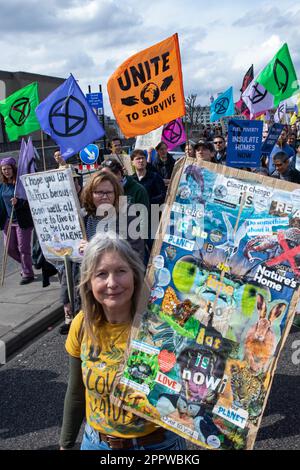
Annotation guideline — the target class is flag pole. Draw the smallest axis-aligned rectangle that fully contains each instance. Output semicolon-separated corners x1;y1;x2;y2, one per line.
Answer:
0;209;14;287
40;130;47;171
185;116;189;145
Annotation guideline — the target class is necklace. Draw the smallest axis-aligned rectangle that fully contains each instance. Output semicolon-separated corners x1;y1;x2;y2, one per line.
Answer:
108;323;131;350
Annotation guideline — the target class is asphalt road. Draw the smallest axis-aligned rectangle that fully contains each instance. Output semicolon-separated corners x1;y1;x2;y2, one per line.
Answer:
0;322;299;451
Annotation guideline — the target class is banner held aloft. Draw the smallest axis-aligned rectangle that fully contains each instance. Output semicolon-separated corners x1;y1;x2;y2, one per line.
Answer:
0;82;40;142
107;33;185;138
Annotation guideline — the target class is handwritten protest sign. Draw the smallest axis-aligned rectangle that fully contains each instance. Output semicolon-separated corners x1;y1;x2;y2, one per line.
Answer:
135;126;163;150
112;159;300;450
21;168;83;261
226;119;263;168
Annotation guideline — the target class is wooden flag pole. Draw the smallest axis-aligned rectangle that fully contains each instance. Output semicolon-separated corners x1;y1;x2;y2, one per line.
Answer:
0;209;15;287
40;130;47;171
64;255;74;313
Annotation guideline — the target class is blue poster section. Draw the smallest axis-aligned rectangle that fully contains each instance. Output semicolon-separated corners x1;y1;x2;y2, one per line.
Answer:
261;123;284;157
226;119;263;168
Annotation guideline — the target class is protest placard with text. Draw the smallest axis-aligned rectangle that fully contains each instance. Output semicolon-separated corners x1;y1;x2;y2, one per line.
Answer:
21;168;84;261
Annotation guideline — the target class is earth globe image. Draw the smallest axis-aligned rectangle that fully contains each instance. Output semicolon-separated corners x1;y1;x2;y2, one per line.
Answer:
141;82;160;105
172;255;200;293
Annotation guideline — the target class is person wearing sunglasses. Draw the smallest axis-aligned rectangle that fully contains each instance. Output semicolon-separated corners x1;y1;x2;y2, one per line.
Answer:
212;136;227;164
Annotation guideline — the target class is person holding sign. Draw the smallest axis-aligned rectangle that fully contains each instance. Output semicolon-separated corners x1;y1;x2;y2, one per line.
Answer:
272;151;300;183
0;157;34;284
60;234;186;450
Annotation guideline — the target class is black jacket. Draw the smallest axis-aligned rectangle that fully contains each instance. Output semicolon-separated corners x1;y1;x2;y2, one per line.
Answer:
272;168;300;184
152;153;175;180
0;183;33;230
133;169;166;205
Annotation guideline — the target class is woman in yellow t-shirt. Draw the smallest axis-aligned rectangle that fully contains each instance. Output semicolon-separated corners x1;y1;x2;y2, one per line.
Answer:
59;233;186;450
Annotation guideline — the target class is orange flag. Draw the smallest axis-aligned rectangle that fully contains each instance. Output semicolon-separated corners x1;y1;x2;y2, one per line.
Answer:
107;33;185;138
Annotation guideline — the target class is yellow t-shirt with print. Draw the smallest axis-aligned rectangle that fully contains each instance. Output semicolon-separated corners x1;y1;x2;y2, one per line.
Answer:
66;311;157;438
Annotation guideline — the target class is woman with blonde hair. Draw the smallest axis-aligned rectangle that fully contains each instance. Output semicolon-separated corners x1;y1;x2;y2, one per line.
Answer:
59;234;186;450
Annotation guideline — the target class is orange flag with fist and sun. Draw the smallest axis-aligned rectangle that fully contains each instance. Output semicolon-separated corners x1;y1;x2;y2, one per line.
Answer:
107;33;185;138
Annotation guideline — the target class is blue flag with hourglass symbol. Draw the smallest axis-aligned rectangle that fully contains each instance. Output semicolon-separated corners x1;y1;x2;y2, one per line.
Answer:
210;86;234;123
35;74;105;160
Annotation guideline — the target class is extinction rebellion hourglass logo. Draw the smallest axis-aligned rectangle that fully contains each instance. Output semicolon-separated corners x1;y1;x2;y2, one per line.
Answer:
214;97;230;115
49;96;88;137
9;97;31;126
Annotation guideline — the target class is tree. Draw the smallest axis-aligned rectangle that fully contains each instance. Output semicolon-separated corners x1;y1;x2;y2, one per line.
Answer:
185;94;202;128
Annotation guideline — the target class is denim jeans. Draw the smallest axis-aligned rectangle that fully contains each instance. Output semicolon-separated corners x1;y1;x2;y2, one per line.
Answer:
80;422;187;451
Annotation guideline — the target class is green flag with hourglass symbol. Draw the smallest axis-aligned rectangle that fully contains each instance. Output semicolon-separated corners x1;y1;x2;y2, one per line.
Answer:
0;82;40;141
256;43;299;107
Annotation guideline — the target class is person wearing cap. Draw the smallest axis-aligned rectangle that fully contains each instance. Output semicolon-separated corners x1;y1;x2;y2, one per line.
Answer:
194;142;215;163
0;157;34;284
272;151;300;183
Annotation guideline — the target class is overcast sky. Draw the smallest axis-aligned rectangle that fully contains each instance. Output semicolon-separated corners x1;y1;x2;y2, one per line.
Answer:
0;0;299;116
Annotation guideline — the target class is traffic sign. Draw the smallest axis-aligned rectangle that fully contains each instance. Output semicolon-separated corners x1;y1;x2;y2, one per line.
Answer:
79;144;99;164
86;92;104;115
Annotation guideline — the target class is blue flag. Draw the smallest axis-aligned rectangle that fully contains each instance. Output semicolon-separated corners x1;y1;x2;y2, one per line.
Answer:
15;137;36;200
35;74;105;160
210;87;234;123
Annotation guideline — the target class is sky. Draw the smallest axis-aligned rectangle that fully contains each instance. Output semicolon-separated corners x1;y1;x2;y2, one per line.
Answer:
0;0;300;117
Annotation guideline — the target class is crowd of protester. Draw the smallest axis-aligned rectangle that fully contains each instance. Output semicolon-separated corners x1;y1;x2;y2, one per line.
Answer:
1;117;300;450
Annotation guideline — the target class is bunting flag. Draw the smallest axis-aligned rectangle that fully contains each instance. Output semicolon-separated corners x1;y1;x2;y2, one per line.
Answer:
274;102;287;124
256;43;299;107
0;82;40;142
162;117;186;150
296;93;300;116
210;86;234;123
15;137;36;200
242;75;274;119
290;112;298;125
107;33;185;138
35;74;105;160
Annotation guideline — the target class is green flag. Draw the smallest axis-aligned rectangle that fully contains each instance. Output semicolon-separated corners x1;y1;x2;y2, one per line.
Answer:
256;43;299;107
0;82;40;141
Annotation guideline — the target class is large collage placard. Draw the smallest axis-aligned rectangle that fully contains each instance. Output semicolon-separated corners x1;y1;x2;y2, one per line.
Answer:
112;158;300;450
21;167;84;262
